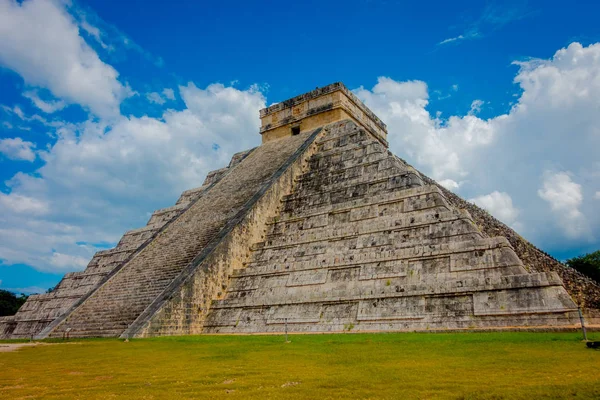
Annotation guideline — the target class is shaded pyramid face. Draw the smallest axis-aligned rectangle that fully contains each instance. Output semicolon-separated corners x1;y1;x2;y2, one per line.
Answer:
204;120;579;333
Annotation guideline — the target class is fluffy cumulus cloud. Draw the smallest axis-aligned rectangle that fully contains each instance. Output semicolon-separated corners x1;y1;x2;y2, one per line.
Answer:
355;77;496;181
162;88;176;100
0;0;131;118
0;137;36;161
0;192;49;215
538;172;588;238
469;191;521;230
356;42;600;249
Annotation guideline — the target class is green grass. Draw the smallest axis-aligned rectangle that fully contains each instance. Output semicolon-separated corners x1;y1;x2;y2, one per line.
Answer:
1;332;599;399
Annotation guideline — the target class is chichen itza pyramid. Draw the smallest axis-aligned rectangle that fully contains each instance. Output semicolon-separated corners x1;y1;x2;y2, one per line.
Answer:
2;83;599;339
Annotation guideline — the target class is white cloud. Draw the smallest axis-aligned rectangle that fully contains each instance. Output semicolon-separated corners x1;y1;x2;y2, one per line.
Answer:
162;88;176;100
595;191;600;200
22;89;66;113
438;179;461;190
0;192;49;215
0;0;130;118
354;77;495;180
0;83;265;273
538;172;589;238
146;88;176;105
538;172;582;212
146;92;166;105
468;99;484;115
48;252;88;270
79;18;111;51
356;42;600;249
437;4;529;47
470;191;521;230
0;137;36;161
438;34;466;45
1;105;26;120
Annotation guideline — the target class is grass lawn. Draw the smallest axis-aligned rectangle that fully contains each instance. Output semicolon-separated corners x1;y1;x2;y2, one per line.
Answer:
1;332;599;399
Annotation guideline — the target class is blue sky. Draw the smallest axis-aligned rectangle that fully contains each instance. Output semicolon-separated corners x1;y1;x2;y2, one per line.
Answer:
1;0;600;294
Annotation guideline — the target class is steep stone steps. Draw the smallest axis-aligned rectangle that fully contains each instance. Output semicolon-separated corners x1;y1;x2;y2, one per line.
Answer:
12;150;254;340
264;207;471;245
43;130;317;338
275;185;449;222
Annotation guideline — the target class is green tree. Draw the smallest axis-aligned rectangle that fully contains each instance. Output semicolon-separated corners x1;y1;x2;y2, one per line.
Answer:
0;289;28;316
566;250;600;283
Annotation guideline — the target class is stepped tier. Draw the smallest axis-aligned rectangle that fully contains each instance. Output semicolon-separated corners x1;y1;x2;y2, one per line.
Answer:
44;130;318;338
203;120;581;333
0;150;254;339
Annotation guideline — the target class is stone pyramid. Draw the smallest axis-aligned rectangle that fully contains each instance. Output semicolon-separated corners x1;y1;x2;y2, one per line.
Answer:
2;83;598;339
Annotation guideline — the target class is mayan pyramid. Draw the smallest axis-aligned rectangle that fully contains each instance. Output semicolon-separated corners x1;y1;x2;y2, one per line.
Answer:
2;83;599;339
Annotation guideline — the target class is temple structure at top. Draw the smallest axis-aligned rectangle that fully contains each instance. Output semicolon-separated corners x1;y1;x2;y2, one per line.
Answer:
259;82;387;145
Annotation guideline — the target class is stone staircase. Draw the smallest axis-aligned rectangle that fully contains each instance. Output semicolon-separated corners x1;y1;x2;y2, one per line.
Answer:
45;130;316;338
0;149;254;339
204;120;579;333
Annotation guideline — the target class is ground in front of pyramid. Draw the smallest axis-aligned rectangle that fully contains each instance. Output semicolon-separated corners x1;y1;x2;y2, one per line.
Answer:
1;332;600;400
1;82;599;340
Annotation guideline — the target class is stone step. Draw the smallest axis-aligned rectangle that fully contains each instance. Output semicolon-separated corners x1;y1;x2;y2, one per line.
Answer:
213;272;567;310
282;171;424;212
275;185;447;222
237;243;523;280
307;136;378;163
227;262;527;295
303;147;390;177
257;215;481;254
265;207;467;246
241;237;512;272
294;161;418;195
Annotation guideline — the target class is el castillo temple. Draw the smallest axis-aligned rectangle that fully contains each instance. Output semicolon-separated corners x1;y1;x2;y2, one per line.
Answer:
1;82;599;339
